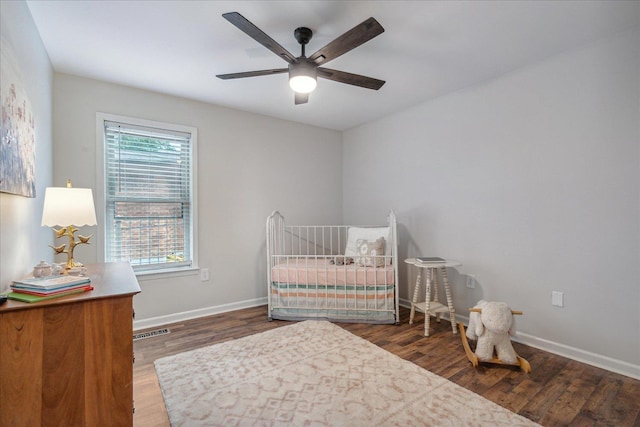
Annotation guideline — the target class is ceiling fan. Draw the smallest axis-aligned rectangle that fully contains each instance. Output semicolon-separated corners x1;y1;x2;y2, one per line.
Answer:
216;12;385;105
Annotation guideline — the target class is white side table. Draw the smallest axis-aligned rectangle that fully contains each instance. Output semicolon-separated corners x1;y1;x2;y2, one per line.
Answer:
405;258;461;336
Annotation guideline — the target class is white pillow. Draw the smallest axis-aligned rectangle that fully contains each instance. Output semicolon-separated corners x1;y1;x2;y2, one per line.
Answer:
345;226;392;264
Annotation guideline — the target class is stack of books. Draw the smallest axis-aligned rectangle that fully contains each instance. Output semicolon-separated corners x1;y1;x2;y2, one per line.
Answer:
415;257;446;264
8;275;93;303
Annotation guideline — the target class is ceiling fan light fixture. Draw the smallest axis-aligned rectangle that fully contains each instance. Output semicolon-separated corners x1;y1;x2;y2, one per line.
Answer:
289;75;317;93
289;61;317;93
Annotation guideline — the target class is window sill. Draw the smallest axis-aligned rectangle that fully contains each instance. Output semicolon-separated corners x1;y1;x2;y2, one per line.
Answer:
134;266;200;281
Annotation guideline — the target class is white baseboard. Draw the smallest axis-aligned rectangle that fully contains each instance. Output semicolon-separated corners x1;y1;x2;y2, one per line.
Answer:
133;297;267;331
134;298;639;380
398;299;640;380
509;331;640;380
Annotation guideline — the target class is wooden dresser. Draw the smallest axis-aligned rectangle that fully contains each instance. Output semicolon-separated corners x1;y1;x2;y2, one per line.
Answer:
0;262;141;427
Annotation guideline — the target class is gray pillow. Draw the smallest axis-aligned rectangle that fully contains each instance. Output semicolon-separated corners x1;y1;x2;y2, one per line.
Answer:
355;238;385;267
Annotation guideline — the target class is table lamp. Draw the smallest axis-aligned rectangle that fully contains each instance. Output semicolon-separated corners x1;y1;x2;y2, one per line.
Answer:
41;179;97;269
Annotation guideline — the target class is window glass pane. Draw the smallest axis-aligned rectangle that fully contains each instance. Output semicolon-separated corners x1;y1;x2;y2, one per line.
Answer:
103;119;193;271
114;202;183;219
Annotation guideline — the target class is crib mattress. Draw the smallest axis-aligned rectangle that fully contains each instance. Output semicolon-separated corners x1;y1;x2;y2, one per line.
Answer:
271;258;395;286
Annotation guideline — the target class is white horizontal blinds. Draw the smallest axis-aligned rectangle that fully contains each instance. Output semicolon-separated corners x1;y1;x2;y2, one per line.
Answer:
104;120;192;271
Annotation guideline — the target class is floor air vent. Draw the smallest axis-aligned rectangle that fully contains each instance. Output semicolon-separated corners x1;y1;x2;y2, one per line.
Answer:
133;328;170;341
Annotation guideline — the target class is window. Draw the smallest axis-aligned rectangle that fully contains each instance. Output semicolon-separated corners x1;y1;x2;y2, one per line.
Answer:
98;114;197;274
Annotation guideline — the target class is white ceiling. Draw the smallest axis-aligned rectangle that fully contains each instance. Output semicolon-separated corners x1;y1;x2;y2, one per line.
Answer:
26;1;639;131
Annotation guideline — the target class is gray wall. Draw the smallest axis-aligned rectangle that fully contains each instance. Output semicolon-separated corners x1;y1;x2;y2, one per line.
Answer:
52;74;343;321
1;0;637;377
343;29;640;370
0;1;53;293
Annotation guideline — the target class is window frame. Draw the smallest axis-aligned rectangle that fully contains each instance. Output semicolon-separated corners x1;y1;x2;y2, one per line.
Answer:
96;112;198;278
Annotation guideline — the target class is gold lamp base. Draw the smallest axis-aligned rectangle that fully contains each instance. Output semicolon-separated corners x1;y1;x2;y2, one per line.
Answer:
49;225;93;270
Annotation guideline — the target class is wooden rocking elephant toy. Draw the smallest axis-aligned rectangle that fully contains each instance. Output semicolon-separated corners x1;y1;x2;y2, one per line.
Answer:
459;300;531;373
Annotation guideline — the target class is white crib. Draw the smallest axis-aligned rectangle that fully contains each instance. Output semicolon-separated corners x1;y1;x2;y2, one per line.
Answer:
266;211;399;324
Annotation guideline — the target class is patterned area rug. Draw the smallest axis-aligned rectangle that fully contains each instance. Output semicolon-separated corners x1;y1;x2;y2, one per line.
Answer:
154;320;539;426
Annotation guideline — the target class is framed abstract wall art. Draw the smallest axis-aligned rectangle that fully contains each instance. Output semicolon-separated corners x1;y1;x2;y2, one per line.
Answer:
1;38;36;198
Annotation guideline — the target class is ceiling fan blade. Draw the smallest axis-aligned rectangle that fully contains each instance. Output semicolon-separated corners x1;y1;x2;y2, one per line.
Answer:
216;68;288;80
295;92;309;105
317;68;385;90
308;17;384;65
222;12;297;64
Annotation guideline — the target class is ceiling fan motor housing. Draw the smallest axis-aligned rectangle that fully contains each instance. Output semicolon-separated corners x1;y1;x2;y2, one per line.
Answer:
294;27;313;45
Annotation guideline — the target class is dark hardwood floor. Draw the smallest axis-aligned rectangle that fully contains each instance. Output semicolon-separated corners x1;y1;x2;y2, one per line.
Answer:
133;305;640;426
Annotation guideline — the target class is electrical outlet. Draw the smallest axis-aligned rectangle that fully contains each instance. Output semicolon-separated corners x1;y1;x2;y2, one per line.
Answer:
466;275;475;289
551;291;563;307
200;268;210;282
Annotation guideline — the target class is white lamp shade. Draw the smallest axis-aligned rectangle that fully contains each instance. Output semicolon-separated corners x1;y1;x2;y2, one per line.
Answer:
41;187;97;227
